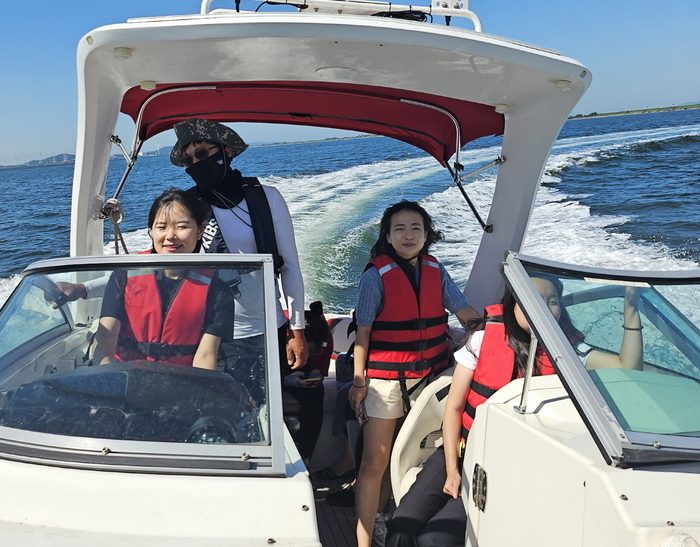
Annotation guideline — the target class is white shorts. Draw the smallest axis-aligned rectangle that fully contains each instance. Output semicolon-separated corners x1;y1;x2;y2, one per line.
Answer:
364;377;425;420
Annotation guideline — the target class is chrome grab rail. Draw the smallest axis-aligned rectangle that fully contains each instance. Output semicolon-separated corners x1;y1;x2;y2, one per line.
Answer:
514;333;538;414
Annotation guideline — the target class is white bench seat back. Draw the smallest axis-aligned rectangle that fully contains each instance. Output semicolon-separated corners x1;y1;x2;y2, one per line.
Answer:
390;370;453;504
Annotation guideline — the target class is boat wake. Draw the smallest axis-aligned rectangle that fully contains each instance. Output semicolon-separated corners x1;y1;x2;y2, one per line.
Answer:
1;121;698;308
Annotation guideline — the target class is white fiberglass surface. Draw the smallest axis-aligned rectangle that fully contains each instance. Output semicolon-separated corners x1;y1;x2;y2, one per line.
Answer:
0;262;268;447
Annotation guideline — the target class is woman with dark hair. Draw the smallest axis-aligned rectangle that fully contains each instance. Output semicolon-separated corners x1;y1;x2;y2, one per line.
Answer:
92;189;234;370
145;188;209;252
386;276;643;547
350;200;480;547
368;200;446;258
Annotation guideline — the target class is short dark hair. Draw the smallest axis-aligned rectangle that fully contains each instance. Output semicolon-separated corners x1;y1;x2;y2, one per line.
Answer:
370;200;443;258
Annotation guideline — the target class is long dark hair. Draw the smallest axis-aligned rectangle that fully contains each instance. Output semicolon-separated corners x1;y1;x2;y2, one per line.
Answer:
467;275;583;377
147;188;209;252
370;200;443;258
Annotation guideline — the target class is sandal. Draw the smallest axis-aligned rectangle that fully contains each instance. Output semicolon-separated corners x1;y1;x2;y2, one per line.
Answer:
326;482;355;507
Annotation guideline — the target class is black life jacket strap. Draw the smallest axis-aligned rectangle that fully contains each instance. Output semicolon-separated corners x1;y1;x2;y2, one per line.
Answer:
241;177;284;275
367;349;449;373
201;213;230;255
464;401;477;419
369;332;447;352
399;378;411;415
397;371;430;415
371;314;448;332
119;338;198;360
460;380;498;437
469;379;498;400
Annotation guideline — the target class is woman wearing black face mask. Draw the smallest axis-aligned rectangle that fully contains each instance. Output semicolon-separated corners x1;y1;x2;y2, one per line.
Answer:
184;143;230;195
171;117;248;207
170;118;310;438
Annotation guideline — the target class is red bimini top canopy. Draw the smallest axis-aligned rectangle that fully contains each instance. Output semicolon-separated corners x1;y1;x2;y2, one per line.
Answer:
120;81;504;166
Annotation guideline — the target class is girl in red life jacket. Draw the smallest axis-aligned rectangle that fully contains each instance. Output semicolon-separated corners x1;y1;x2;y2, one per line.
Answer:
92;189;234;370
351;201;480;547
386;277;643;547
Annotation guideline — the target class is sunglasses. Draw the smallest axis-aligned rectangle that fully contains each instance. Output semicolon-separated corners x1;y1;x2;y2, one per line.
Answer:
182;145;218;167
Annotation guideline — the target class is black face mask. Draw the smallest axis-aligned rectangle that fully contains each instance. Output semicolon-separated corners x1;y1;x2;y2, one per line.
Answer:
185;147;229;192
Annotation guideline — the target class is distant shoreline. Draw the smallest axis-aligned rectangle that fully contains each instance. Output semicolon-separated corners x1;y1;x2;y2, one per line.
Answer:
569;103;700;120
3;106;698;168
253;133;375;148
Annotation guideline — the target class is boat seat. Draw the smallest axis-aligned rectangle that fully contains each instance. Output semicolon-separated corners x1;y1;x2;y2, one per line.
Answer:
390;369;453;505
327;314;356;356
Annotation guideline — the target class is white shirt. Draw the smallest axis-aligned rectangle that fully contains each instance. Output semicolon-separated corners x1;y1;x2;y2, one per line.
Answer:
454;330;484;371
211;185;305;338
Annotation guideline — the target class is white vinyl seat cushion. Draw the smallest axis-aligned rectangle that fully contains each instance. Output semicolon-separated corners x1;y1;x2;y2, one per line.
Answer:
390;369;453;505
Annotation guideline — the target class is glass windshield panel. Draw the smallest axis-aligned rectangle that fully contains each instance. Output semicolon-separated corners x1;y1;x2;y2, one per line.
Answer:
0;263;269;446
523;266;700;439
0;279;69;359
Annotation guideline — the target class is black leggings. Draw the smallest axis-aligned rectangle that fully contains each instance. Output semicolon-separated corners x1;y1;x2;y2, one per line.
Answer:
283;383;324;460
279;324;325;460
386;447;466;547
222;324;324;460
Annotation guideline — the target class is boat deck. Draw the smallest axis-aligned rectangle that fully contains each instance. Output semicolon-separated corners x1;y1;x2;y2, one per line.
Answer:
316;498;356;546
312;475;396;547
310;471;357;546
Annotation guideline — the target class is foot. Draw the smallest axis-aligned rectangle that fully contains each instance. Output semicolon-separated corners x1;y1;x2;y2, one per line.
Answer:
311;467;355;482
325;482;355;507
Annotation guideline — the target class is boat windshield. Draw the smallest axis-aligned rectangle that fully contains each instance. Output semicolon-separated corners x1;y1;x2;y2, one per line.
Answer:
0;255;284;474
503;253;700;466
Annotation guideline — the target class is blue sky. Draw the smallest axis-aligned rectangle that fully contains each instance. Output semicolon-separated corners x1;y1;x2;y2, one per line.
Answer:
0;0;698;165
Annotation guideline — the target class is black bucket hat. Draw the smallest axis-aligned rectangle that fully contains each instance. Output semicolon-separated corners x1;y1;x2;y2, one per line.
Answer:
170;118;248;167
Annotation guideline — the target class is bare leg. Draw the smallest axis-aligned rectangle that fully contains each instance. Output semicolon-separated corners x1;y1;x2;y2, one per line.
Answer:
379;463;393;512
355;416;397;547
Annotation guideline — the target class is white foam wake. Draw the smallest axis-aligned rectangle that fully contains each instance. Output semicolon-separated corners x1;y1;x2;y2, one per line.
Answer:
2;121;698;307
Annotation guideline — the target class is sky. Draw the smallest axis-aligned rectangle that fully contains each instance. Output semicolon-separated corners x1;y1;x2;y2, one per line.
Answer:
0;0;698;165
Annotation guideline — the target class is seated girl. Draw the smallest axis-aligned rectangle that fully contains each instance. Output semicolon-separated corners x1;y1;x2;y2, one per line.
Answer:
386;276;642;547
92;189;234;370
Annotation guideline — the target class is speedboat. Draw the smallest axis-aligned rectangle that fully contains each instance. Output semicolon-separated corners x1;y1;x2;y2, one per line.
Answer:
0;1;698;545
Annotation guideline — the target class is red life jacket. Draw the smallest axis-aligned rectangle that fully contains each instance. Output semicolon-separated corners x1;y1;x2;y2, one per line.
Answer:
461;304;555;436
366;254;449;380
115;268;213;366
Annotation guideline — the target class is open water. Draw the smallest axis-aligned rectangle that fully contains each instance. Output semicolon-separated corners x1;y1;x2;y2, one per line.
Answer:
0;108;699;310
